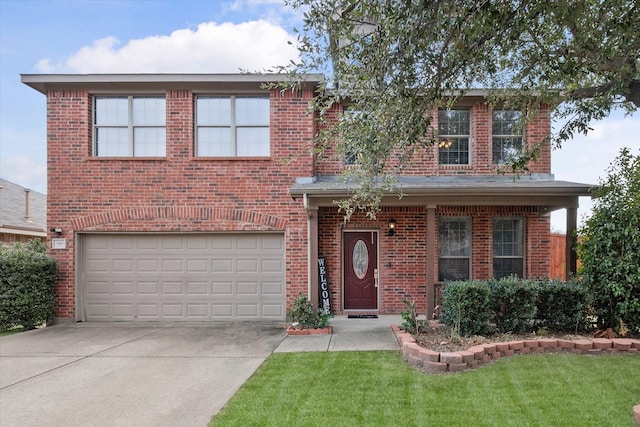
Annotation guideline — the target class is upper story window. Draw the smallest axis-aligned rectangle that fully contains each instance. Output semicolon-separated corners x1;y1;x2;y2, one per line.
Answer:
196;96;270;157
438;217;471;281
342;107;362;166
94;96;166;157
493;217;524;278
492;110;523;164
438;109;470;165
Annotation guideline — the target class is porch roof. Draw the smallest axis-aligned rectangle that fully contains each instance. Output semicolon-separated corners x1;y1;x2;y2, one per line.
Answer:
289;174;594;211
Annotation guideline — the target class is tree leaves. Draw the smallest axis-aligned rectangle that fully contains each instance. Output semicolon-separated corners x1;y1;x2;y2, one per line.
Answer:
282;0;639;215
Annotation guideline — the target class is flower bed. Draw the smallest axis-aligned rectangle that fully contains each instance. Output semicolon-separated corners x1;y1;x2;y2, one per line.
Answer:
392;324;640;374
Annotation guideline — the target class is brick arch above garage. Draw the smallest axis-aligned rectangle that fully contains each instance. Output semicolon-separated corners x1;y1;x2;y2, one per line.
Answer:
70;206;289;231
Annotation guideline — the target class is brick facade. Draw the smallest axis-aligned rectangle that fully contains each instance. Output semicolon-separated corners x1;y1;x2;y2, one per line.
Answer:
43;83;315;319
23;74;588;321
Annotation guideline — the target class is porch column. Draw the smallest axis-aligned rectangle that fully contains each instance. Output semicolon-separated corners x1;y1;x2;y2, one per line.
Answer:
426;205;436;319
308;206;320;308
565;206;578;278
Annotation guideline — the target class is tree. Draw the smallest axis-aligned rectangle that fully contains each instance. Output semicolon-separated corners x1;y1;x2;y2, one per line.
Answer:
578;148;640;333
280;0;639;216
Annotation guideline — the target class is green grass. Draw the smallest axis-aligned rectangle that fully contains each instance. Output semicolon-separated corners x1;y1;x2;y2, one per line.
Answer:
0;326;24;336
210;351;640;426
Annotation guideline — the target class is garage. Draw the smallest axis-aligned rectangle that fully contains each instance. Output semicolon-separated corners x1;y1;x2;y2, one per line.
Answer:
79;233;285;321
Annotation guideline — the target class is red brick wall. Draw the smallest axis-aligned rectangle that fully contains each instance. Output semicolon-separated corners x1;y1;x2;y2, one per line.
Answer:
45;87;315;319
315;101;552;176
319;205;550;315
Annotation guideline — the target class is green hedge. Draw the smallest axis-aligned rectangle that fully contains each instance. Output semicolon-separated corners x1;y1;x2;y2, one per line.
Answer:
0;240;57;330
442;277;591;336
535;278;591;332
441;281;493;336
489;277;538;334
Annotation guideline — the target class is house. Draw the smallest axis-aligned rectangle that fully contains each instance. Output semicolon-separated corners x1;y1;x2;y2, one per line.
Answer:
0;178;46;247
21;74;591;323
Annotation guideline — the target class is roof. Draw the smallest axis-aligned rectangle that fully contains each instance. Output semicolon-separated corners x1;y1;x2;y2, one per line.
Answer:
21;73;324;94
290;174;594;211
0;178;47;236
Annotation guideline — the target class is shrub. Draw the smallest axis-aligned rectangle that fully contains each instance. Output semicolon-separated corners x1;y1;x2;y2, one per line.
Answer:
0;240;57;330
441;281;493;337
288;294;332;329
578;148;640;332
535;278;592;333
489;276;538;334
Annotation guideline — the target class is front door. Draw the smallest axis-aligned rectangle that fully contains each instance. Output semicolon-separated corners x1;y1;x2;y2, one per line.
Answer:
343;231;378;310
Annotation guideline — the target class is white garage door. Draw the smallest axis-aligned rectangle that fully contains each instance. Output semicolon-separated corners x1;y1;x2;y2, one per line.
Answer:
80;233;285;321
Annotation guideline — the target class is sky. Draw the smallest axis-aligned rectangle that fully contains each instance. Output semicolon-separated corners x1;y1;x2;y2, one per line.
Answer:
0;0;638;233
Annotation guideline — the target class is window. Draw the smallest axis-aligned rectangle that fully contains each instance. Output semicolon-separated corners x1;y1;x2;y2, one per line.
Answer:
94;96;166;157
438;217;471;281
493;217;524;278
492;110;523;164
342;106;362;166
196;96;269;157
438;109;470;165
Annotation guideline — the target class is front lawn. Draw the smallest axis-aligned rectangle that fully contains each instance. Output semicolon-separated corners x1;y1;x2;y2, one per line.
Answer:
211;351;639;426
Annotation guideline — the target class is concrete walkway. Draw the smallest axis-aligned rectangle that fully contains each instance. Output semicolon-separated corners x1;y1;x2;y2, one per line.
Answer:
275;315;402;353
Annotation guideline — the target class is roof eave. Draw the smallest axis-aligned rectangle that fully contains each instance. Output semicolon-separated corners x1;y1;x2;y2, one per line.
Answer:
21;73;324;94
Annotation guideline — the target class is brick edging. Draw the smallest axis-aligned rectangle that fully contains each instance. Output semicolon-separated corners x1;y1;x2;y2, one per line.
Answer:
392;325;640;374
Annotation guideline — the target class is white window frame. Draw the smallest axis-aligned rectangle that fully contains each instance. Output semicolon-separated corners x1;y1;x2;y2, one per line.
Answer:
492;110;524;164
438;217;472;281
195;95;270;157
438;109;471;165
93;96;166;157
492;217;525;279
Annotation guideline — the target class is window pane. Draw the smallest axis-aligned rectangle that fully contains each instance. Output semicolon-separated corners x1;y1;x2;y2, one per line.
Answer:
197;127;232;156
96;127;129;156
439;219;471;256
493;110;522;135
438;110;470;135
493;136;523;164
439;259;470;281
237;127;270;156
439;138;469;165
133;97;165;126
197;97;231;126
493;218;524;256
493;258;524;279
95;97;128;125
133;128;166;157
236;97;269;125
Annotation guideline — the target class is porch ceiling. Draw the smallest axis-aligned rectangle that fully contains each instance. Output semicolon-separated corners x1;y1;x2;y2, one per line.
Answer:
289;174;594;211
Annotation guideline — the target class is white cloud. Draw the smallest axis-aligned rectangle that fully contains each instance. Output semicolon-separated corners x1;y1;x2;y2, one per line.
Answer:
36;20;299;74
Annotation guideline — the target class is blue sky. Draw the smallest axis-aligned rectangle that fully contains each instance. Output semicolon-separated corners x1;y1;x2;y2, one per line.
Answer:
0;0;638;232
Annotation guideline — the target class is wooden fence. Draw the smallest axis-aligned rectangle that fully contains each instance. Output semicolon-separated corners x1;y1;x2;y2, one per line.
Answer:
550;233;567;280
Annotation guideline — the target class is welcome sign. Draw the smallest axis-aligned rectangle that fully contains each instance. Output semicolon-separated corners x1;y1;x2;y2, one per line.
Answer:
318;257;332;315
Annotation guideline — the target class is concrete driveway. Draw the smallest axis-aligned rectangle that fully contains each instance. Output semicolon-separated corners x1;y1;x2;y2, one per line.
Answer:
0;323;286;427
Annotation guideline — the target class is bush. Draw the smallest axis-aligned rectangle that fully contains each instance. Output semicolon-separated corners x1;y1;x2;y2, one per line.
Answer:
489;276;538;334
441;281;493;337
578;148;640;332
288;294;332;329
0;240;57;330
535;278;592;333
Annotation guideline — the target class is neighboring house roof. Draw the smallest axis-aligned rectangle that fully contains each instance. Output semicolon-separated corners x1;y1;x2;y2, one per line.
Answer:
0;178;46;237
290;174;594;212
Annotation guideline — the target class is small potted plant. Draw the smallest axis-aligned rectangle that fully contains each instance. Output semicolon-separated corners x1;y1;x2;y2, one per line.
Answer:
287;293;333;335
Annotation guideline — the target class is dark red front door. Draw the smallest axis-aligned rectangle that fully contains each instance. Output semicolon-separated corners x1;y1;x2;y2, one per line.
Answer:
344;231;378;310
